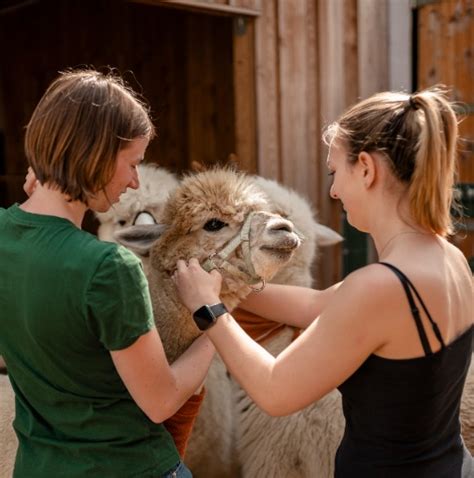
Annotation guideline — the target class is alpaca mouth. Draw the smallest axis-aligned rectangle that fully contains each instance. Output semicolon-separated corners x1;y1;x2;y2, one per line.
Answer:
260;245;296;261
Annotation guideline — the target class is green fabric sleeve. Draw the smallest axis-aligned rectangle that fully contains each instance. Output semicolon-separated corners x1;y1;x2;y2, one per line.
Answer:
86;246;155;351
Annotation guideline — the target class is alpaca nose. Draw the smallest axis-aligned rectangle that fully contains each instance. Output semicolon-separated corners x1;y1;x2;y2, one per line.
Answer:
268;218;294;234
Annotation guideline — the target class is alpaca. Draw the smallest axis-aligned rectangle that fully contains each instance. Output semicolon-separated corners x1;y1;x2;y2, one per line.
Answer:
185;176;345;478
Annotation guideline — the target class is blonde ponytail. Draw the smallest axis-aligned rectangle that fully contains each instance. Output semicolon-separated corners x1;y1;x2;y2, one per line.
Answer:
408;89;458;236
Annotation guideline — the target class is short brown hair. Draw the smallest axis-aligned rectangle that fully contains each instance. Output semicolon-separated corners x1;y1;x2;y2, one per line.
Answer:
25;68;155;203
324;86;459;237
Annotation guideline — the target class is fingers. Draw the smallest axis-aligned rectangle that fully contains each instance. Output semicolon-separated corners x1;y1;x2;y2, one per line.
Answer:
176;258;203;271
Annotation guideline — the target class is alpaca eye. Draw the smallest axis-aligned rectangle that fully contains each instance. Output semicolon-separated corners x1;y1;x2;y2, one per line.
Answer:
203;218;227;232
117;220;127;226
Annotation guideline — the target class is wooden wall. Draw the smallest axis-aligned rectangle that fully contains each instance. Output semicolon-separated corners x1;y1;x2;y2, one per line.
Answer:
252;0;390;286
3;0;469;287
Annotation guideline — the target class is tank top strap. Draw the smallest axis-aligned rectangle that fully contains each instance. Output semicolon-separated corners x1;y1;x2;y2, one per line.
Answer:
378;262;445;355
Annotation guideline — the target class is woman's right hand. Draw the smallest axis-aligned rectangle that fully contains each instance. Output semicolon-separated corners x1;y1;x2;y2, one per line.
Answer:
23;167;39;197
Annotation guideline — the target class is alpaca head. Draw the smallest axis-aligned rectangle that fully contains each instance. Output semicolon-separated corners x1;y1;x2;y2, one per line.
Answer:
115;168;301;305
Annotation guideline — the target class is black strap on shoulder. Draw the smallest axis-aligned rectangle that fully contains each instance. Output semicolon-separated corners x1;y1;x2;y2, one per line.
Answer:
378;262;445;355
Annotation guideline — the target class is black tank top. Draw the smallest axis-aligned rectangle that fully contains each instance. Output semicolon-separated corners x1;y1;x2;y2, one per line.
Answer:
336;262;473;478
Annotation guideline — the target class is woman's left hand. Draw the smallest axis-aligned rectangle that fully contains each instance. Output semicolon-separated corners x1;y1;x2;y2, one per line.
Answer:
172;258;223;313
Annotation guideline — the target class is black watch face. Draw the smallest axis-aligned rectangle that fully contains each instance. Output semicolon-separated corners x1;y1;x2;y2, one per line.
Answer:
193;305;215;330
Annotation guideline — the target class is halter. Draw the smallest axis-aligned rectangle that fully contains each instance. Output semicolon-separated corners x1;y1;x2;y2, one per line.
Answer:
201;211;266;291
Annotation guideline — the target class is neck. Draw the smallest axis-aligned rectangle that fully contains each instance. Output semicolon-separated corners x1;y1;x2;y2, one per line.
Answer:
376;227;432;260
20;183;87;228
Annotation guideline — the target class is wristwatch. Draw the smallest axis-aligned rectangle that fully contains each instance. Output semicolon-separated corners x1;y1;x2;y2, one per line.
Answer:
192;303;228;331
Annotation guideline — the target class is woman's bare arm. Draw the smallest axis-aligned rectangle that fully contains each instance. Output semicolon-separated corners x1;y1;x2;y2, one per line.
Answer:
111;330;215;423
239;282;342;328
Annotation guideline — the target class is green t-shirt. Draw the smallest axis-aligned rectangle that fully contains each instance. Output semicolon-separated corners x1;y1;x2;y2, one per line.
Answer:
0;205;179;477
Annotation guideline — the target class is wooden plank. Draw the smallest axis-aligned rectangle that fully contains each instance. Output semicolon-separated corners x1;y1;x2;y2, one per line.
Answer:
388;0;412;91
230;0;261;9
278;0;311;196
358;0;389;99
254;0;280;180
305;0;319;210
233;17;257;173
316;0;348;287
357;0;389;265
276;0;319;213
131;0;261;16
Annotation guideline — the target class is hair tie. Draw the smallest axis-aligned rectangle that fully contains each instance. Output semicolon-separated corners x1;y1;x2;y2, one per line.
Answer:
408;95;419;110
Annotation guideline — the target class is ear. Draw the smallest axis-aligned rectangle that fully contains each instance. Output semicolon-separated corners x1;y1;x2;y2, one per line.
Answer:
357;151;376;188
226;153;241;170
190;161;206;172
314;224;344;247
114;224;168;257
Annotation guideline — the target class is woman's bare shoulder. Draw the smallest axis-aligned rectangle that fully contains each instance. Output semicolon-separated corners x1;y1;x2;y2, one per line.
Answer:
326;263;407;322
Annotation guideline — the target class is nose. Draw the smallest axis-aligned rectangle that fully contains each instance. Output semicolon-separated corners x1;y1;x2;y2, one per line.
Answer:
268;217;294;234
329;184;338;199
129;168;140;190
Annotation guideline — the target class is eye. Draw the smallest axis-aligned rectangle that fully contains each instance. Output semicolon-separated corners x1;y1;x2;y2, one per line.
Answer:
203;218;227;232
117;220;127;226
328;171;335;177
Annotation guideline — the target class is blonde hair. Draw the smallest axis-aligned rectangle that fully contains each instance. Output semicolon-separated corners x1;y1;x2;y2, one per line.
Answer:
25;68;155;204
323;86;459;236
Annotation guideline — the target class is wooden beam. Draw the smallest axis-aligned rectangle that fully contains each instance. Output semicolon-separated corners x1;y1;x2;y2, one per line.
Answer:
130;0;261;17
233;16;257;173
254;0;280;180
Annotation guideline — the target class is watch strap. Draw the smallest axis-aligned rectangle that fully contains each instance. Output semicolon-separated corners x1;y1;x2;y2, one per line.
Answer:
209;303;228;318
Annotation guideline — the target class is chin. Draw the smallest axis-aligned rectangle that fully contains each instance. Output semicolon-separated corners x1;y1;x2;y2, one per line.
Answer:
346;215;366;233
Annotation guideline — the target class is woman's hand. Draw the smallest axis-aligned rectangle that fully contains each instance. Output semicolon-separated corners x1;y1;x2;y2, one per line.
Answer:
173;258;223;313
23;167;39;197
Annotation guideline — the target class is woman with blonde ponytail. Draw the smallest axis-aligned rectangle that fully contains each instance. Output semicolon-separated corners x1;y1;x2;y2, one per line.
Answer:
173;86;473;477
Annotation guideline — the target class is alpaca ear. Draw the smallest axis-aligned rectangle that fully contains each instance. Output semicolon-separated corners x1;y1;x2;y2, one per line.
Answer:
314;224;344;247
226;153;241;170
114;224;168;256
190;161;206;172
